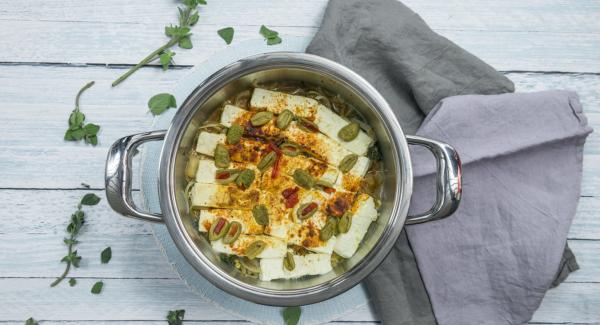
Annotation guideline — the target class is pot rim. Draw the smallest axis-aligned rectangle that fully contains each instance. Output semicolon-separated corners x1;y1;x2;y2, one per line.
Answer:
157;52;413;306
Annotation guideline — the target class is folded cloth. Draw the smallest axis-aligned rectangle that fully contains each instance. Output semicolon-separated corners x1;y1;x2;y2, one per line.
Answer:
406;91;592;325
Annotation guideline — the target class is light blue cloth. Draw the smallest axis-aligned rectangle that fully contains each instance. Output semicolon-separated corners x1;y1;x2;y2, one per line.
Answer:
140;37;372;325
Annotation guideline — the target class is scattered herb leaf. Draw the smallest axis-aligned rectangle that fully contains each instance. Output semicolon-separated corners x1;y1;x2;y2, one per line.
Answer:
80;193;101;207
218;27;234;44
148;93;177;116
64;81;100;145
159;49;176;71
167;309;185;325
50;193;101;287
69;278;77;286
80;182;91;189
101;247;112;264
283;306;301;325
112;1;206;86
25;317;38;325
91;281;104;294
260;25;282;45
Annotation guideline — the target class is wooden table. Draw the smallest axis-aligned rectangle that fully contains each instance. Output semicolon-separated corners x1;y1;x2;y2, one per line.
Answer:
1;0;598;324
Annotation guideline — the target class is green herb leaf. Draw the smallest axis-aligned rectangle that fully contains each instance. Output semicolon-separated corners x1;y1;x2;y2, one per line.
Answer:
148;93;177;116
101;247;112;264
178;35;193;49
165;25;191;38
25;317;38;325
81;193;101;206
189;12;199;25
167;309;185;325
218;27;234;44
65;81;99;145
91;281;104;294
69;278;77;286
159;50;176;71
260;25;282;45
283;306;301;325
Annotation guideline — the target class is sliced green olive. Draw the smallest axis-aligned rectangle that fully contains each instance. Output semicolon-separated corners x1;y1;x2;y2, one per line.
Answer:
235;169;255;189
246;240;267;259
209;217;229;241
214;169;240;185
226;124;244;144
214;144;230;168
276;109;294;130
315;179;334;189
252;204;269;226
257;151;277;171
222;221;242;244
283;252;295;271
250;111;274;126
296;117;319;133
293;169;315;189
338;154;358;173
338;122;360;141
319;218;336;241
280;142;301;157
338;211;352;234
297;202;318;220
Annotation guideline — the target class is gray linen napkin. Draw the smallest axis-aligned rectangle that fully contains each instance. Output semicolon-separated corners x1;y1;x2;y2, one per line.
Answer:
306;0;580;324
406;91;592;324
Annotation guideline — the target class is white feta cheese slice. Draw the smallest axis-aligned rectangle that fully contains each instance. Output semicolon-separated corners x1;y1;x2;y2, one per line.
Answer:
287;223;336;254
195;132;226;156
197;209;264;235
259;253;332;281
333;194;379;258
190;183;260;210
220;104;248;127
195;159;218;184
314;105;374;155
211;235;286;259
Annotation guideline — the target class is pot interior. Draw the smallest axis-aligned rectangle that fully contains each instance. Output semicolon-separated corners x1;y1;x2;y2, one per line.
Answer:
169;61;404;293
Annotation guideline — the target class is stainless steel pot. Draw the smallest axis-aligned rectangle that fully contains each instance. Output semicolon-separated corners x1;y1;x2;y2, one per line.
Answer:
105;52;461;306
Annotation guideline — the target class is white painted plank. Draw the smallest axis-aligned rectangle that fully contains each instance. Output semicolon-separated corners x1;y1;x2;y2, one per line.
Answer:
1;20;599;72
0;278;377;322
570;197;600;240
0;278;597;323
1;0;599;33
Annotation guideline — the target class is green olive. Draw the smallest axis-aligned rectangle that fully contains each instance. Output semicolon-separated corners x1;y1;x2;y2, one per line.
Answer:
250;111;274;126
338;122;360;141
214;169;240;185
297;202;318;220
222;221;242;244
283;252;295;271
209;217;229;241
338;211;352;234
214;144;230;168
276;109;294;130
293;169;315;189
257;151;277;171
226;124;244;144
280;142;301;157
296;117;319;133
319;218;336;241
246;240;267;259
338;154;358;173
252;204;269;226
235;169;255;189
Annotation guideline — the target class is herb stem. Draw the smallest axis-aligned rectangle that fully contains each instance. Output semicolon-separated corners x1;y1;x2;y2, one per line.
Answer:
75;81;95;111
50;234;74;287
112;38;179;87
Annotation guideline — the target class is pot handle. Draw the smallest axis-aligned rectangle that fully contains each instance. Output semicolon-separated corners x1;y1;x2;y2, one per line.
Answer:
105;130;167;223
405;135;462;224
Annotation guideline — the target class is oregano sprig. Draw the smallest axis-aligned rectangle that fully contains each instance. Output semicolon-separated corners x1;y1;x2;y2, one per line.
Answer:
64;81;100;145
111;0;207;87
50;193;101;287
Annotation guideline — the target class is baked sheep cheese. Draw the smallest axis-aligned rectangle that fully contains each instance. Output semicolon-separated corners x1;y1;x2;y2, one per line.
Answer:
211;235;286;259
259;253;332;281
333;194;379;258
250;88;374;155
198;209;264;235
